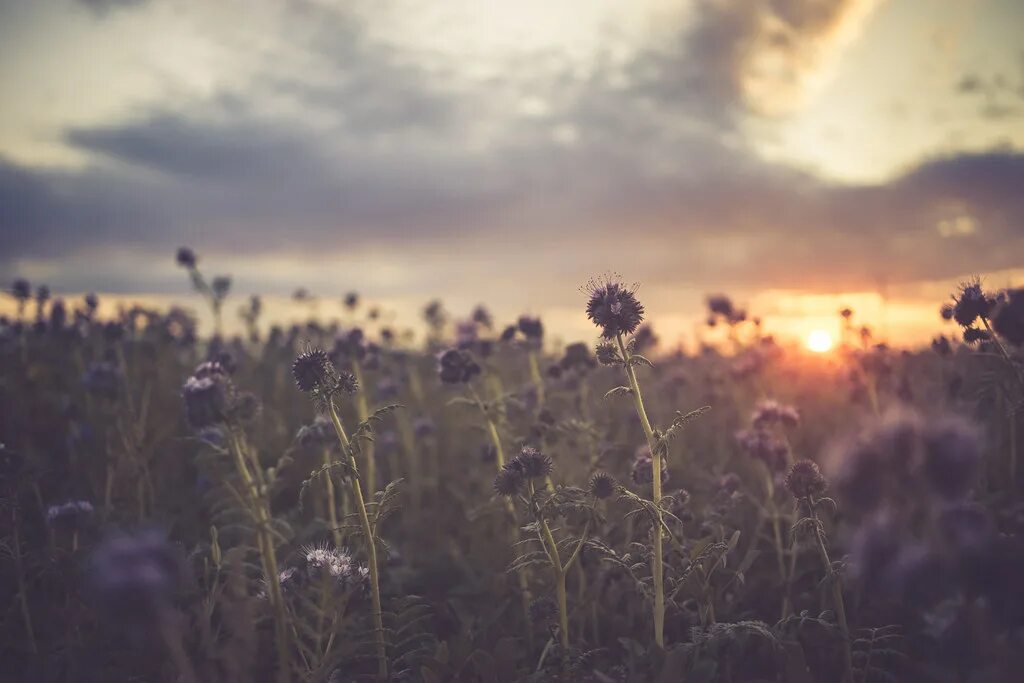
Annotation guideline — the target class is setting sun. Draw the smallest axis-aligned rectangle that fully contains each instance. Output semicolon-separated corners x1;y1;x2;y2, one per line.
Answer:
806;329;835;353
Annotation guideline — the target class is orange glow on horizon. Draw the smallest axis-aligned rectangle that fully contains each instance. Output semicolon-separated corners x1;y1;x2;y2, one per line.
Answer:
806;329;835;353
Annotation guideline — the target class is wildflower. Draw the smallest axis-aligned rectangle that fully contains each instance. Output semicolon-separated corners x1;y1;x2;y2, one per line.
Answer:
413;417;435;438
735;427;788;471
499;325;516;342
517;315;544;341
992;288;1024;345
751;399;799;429
292;348;337;393
931;335;952;356
35;285;50;305
11;278;31;302
344;292;359;309
707;295;734;318
588;472;618;499
560;342;597;371
176;247;197;268
296;416;335;448
471;305;493;329
46;500;95;530
84;293;99;311
952;279;994;327
717;473;742;494
493;467;523;497
631;449;668;486
594;341;621;366
211;276;231;299
585;277;645;338
88;530;183;625
437;348;481;384
181;375;229;429
784;460;827;499
962;326;989;344
510;446;553;479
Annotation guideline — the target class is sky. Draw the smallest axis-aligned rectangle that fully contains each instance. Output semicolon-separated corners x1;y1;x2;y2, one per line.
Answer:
1;0;1022;347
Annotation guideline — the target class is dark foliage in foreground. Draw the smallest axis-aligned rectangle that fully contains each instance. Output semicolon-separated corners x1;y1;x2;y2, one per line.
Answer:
1;269;1024;682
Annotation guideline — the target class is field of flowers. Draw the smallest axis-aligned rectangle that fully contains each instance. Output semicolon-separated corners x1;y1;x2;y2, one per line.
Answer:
1;251;1022;682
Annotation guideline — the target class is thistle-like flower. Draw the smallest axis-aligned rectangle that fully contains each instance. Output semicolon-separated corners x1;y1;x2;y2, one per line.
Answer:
292;347;358;399
952;279;994;328
784;460;827;499
510;446;553;479
585;276;645;338
493;467;523;497
588;471;618;499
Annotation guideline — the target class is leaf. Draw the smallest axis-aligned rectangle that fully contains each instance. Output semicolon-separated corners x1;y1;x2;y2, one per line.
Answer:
604;386;632;400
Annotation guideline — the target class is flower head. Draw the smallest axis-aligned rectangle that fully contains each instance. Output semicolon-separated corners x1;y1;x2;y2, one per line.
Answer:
594;341;621;366
784;460;827;499
510;446;553;479
517;315;544;340
585;276;645;338
493;467;523;497
992;288;1024;345
175;247;197;268
952;279;994;327
588;471;618;499
437;348;481;384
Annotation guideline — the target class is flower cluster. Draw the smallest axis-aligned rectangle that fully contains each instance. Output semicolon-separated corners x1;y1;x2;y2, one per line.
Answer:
493;446;553;496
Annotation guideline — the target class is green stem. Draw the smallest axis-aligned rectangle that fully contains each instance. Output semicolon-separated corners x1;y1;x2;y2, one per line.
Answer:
322;447;343;548
805;496;854;683
616;332;665;649
352;361;376;496
529;480;569;652
327;400;387;680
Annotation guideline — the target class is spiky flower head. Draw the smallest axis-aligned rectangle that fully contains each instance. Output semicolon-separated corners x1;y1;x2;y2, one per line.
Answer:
176;247;197;268
493;467;523;497
585;276;645;338
510;446;553;479
952;279;994;327
588;471;618;499
595;341;622;366
292;347;352;395
962;327;990;344
784;460;827;499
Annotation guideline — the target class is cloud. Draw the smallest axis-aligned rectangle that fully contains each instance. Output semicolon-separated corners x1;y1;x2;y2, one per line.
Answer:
1;0;1021;307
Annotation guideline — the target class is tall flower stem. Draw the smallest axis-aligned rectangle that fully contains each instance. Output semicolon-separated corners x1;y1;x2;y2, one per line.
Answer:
351;361;376;496
804;494;854;683
470;385;534;639
227;431;290;683
527;349;546;410
326;399;387;681
322;447;344;548
615;332;665;649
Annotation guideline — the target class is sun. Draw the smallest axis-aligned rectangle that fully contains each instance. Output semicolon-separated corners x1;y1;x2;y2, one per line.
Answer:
806;329;835;353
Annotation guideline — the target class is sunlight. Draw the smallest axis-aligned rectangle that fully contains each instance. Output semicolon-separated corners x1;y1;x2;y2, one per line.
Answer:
806;329;835;353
